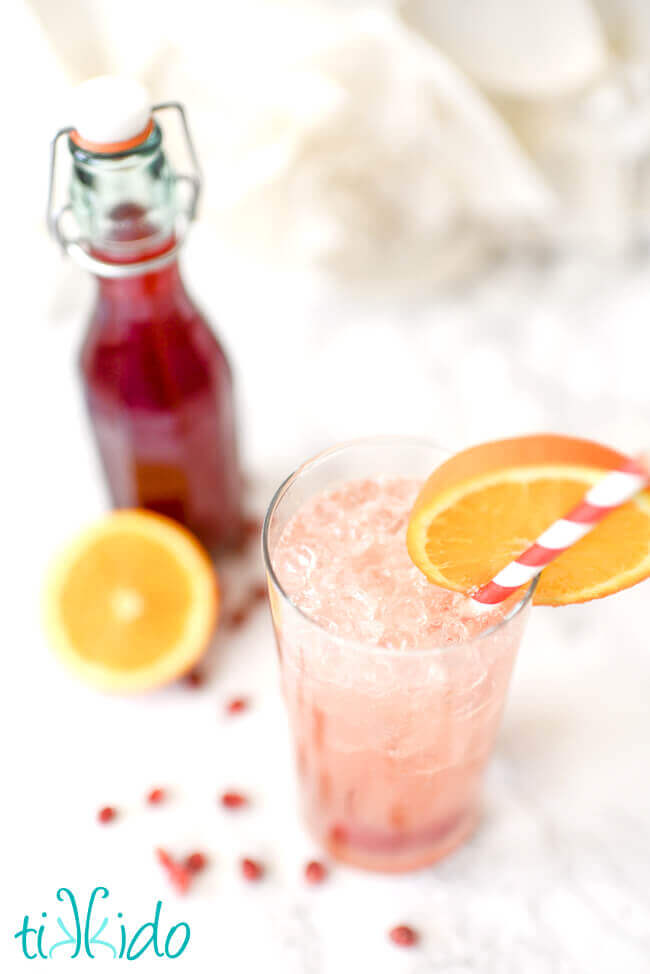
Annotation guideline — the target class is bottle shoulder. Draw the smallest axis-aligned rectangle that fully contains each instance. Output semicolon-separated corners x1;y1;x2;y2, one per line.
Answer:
80;287;232;409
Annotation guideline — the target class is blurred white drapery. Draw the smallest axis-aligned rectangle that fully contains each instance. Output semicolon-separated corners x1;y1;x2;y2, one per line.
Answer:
16;0;650;281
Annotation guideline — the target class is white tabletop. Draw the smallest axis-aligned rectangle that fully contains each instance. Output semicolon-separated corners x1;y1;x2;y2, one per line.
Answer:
4;227;650;971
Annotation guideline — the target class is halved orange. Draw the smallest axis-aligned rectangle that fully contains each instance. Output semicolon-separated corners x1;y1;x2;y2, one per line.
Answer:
407;435;650;605
44;510;218;691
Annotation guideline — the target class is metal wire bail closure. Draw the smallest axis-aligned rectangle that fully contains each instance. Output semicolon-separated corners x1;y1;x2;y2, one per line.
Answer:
46;102;202;279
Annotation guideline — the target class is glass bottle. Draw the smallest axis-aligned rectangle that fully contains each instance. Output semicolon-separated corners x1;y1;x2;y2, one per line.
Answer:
48;78;242;551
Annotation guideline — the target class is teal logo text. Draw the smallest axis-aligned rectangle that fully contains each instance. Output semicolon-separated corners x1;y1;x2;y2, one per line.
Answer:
14;887;190;960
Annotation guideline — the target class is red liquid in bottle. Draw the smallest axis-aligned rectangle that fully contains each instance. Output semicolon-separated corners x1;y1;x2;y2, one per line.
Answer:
81;215;241;552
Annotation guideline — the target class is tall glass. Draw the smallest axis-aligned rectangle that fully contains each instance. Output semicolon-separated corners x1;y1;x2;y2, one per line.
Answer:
263;439;535;873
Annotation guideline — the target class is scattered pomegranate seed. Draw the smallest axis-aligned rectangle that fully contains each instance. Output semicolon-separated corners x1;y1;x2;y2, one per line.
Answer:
389;925;419;948
304;860;328;884
225;607;249;630
250;582;268;603
226;697;249;715
168;862;191;895
156;848;192;895
240;858;264;881
185;670;204;688
156;847;174;869
184;851;207;874
242;516;262;540
147;787;166;805
221;791;248;809
97;806;117;824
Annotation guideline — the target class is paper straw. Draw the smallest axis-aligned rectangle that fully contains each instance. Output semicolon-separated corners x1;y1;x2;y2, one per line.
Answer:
472;455;650;605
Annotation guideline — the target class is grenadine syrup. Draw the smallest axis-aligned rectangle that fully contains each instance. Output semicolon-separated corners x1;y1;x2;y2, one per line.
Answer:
82;226;241;550
50;79;242;550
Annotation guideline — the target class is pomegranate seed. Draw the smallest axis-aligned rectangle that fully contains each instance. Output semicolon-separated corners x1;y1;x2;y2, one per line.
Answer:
389;925;419;948
97;806;116;824
225;607;248;630
163;859;191;895
240;858;264;881
221;791;248;809
304;860;328;884
184;851;207;874
226;697;249;715
170;864;191;895
156;848;173;869
147;787;166;805
156;848;192;895
251;582;268;603
185;670;204;688
242;516;262;540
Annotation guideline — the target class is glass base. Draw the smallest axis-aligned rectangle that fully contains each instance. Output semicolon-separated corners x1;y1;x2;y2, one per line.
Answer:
317;805;480;873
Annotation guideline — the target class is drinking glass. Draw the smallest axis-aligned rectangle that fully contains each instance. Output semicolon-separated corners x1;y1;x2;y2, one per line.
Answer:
263;438;535;872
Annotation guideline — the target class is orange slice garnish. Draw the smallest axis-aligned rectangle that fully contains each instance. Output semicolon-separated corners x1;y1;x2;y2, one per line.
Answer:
44;510;218;691
407;434;650;605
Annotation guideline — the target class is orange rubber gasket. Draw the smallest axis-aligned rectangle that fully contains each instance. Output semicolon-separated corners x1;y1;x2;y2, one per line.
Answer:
70;118;154;155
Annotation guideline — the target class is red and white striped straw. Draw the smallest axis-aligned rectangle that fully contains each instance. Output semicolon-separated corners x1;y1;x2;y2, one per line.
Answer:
473;454;650;605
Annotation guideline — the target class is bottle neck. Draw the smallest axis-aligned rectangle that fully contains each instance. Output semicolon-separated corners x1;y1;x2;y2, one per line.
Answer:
69;124;177;268
95;251;185;303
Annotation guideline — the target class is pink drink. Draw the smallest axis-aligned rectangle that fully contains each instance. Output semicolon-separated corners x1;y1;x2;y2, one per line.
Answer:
265;441;533;872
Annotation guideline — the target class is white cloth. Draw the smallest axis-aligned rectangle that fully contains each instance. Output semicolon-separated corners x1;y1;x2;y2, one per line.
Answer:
13;0;650;280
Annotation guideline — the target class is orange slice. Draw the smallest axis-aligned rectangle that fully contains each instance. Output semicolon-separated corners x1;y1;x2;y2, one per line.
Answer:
407;435;650;606
44;510;218;691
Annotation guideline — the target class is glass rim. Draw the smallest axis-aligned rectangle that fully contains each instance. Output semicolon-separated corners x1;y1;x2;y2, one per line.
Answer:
261;436;537;655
